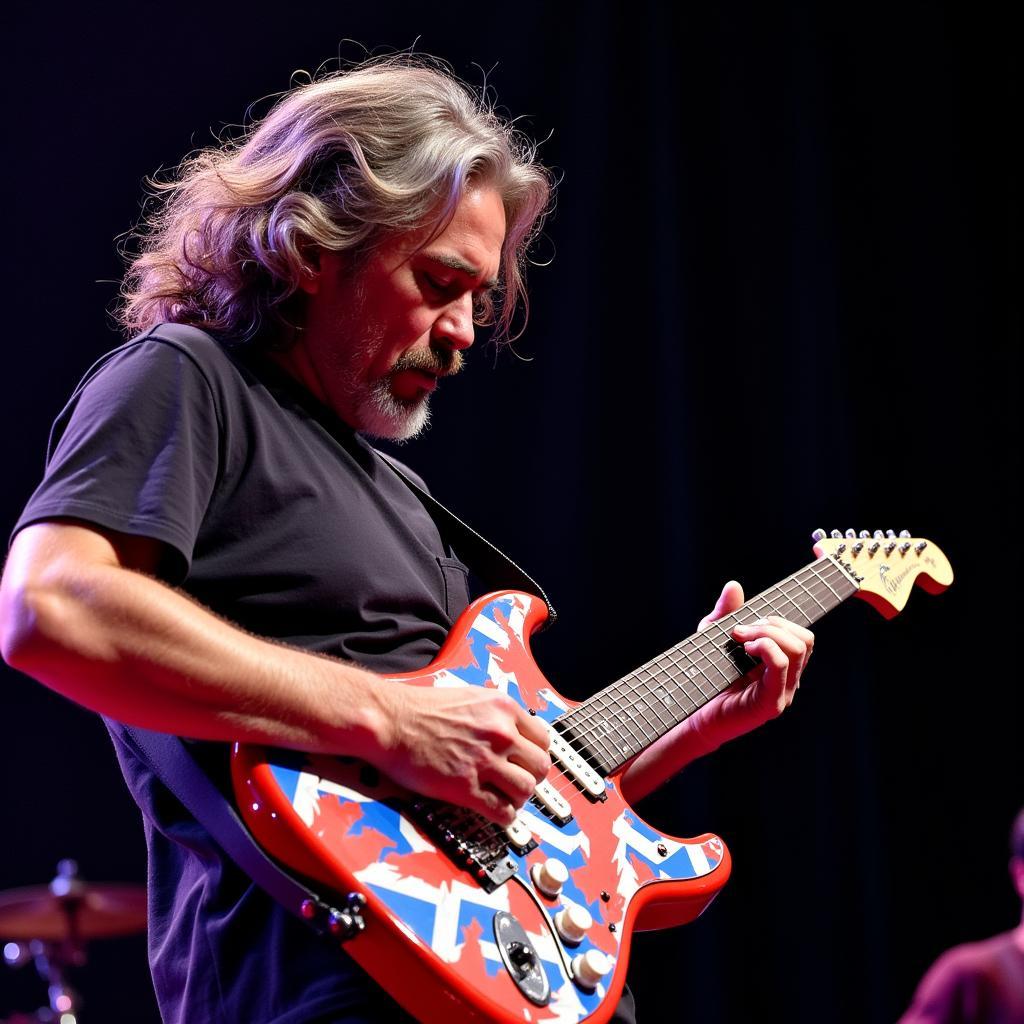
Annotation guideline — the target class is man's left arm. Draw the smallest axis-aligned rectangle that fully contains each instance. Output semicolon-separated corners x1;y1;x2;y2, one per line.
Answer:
619;580;813;803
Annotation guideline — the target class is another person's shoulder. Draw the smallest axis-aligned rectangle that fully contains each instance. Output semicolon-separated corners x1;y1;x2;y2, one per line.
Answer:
901;931;1024;1024
929;930;1021;975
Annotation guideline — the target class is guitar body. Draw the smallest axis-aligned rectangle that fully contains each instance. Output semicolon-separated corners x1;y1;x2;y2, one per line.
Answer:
233;590;731;1024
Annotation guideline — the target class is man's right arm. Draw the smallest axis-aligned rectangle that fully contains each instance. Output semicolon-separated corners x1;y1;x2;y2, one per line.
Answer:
0;521;550;824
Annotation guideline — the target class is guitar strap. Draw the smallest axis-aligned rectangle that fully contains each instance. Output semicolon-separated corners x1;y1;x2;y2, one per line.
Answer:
119;722;341;935
121;453;554;936
375;450;557;629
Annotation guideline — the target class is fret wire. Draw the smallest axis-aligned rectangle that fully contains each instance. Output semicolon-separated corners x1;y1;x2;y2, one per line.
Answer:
557;557;855;774
766;584;810;625
807;559;843;601
658;648;709;713
608;680;658;745
579;707;621;767
703;620;749;691
669;629;738;691
692;642;734;691
621;664;679;732
791;572;828;615
669;651;713;700
610;663;673;725
552;715;621;779
663;621;743;694
579;692;641;764
593;688;649;761
584;661;681;755
783;571;830;618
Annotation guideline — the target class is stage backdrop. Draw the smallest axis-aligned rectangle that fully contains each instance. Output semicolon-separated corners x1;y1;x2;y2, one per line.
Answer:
2;3;1020;1022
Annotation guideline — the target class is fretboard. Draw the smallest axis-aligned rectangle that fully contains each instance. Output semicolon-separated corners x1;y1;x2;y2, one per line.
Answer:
554;556;859;775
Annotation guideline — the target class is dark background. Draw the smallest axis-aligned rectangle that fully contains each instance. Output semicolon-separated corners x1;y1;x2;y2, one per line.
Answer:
2;2;1020;1022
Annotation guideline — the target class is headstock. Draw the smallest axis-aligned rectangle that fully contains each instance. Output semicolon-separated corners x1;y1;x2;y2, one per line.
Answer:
812;529;953;619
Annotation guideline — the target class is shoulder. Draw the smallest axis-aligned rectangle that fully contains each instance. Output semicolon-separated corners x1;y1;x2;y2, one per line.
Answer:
123;323;242;385
71;325;259;419
902;932;1022;1022
929;931;1020;975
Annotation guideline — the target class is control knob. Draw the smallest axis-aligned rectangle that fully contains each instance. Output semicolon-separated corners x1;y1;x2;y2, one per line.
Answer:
531;858;568;898
554;904;593;944
572;949;612;990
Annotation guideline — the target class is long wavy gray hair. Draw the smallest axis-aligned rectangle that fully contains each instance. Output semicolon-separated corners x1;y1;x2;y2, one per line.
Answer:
118;57;553;345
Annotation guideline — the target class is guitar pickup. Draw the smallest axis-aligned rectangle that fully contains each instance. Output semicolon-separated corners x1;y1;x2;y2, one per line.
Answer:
531;779;573;823
548;730;606;801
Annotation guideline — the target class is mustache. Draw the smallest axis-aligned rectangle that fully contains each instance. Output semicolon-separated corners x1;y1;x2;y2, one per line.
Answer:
391;345;465;380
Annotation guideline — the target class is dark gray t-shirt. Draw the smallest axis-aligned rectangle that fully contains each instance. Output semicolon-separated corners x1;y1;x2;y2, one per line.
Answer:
13;323;470;1023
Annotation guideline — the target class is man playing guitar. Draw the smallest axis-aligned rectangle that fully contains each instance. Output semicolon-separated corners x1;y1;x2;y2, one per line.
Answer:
0;56;812;1023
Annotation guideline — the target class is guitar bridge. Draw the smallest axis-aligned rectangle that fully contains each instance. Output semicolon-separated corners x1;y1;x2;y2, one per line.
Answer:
407;799;535;893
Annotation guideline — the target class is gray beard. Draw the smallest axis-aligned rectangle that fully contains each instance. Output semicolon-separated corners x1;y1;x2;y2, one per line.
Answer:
356;378;433;442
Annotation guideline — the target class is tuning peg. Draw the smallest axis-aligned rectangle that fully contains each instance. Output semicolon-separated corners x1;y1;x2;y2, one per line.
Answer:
899;530;911;538
886;529;896;538
915;541;928;552
852;541;864;554
859;530;871;538
899;541;912;553
831;529;842;539
845;529;856;539
873;530;884;540
811;528;827;542
869;541;881;554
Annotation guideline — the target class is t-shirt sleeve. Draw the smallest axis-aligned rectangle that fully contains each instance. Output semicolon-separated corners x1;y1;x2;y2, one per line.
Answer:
12;338;222;582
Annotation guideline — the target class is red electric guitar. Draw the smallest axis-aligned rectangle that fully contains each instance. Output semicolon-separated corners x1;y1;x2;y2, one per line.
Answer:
232;530;952;1024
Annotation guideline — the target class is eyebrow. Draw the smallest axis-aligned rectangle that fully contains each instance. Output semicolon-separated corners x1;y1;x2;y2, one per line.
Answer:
426;253;499;291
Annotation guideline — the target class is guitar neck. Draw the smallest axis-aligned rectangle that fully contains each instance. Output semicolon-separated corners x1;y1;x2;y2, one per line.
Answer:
555;555;861;775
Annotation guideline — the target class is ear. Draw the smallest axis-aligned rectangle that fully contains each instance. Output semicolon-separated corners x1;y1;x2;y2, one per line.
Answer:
297;247;347;296
296;244;325;296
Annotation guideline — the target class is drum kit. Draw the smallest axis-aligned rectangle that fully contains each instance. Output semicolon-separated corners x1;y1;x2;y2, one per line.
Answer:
0;860;146;1023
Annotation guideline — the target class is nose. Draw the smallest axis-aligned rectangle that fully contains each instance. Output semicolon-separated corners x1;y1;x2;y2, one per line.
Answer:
432;292;475;352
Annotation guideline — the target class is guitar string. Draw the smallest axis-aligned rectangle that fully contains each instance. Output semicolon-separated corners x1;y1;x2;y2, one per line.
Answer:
537;568;846;794
533;565;853;800
588;561;845;751
459;565;853;850
553;559;853;773
556;562;856;776
559;568;828;756
581;565;851;772
449;558;856;843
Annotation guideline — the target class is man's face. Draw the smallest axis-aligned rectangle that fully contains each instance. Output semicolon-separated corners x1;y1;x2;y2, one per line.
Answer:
290;186;507;440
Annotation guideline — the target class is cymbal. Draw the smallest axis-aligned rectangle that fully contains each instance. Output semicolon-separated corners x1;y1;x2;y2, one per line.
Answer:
0;881;147;941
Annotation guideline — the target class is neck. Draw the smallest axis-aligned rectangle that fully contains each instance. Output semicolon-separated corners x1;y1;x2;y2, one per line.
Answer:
554;555;859;775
